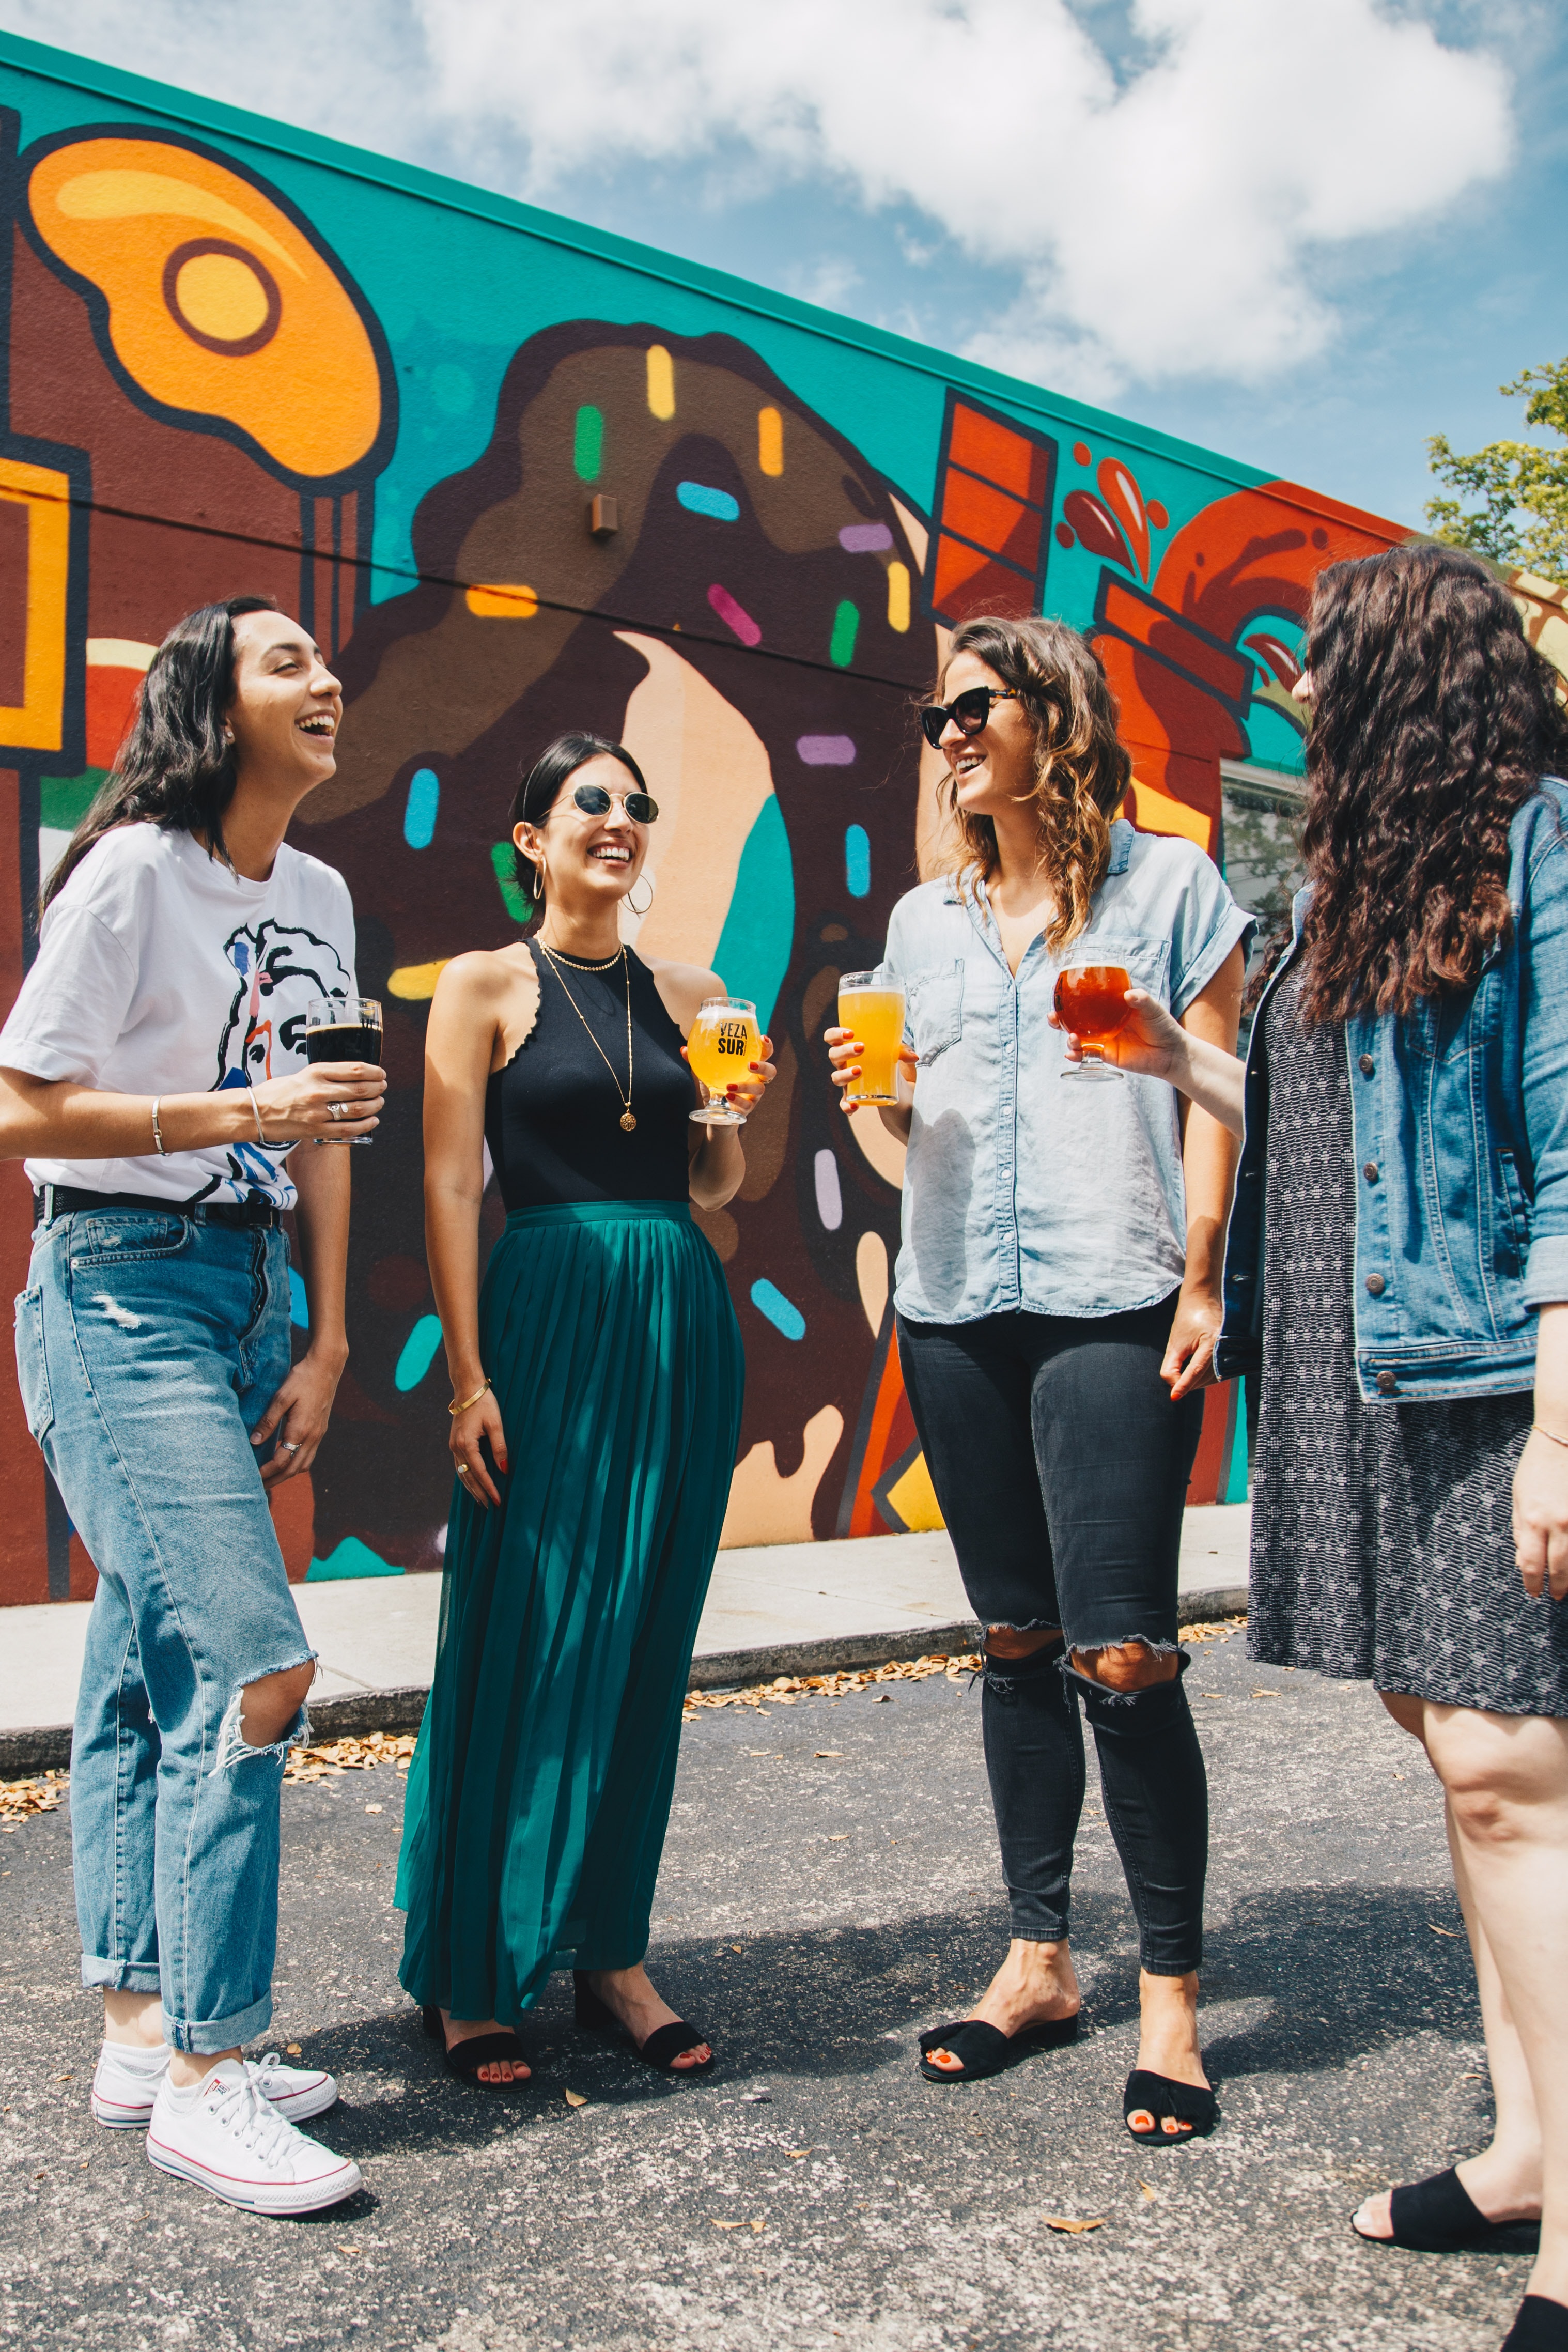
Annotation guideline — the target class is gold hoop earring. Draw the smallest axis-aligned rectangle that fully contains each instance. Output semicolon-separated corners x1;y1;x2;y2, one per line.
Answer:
626;875;653;918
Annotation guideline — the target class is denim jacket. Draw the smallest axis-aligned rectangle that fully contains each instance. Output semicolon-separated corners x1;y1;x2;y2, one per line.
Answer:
1216;779;1568;1402
884;821;1254;1324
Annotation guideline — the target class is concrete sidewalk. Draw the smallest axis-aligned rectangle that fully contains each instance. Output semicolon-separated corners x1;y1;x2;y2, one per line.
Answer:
0;1506;1250;1770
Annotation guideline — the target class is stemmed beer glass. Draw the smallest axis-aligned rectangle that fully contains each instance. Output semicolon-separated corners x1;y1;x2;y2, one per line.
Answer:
686;996;761;1126
1053;963;1133;1081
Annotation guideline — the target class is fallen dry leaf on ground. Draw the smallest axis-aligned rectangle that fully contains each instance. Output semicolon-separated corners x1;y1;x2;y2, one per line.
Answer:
1138;2182;1157;2202
563;2089;587;2108
682;1624;1245;1717
1429;1922;1462;1938
1044;2215;1105;2234
285;1732;416;1783
0;1770;66;1821
711;2219;744;2230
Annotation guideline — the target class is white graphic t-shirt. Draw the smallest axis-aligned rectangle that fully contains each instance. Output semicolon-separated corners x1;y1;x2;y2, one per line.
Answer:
0;822;358;1210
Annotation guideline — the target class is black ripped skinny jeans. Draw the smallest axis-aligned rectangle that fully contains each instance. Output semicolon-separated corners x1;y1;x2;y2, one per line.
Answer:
897;1295;1208;1976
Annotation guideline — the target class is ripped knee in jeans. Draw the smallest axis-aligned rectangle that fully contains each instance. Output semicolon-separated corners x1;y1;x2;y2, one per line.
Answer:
1070;1636;1180;1694
212;1662;316;1771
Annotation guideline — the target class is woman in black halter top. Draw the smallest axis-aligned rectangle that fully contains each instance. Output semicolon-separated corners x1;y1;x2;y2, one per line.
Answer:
396;733;772;2088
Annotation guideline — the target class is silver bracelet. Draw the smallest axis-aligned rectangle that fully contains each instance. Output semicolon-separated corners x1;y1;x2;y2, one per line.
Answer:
150;1095;169;1156
246;1084;269;1147
1532;1422;1568;1450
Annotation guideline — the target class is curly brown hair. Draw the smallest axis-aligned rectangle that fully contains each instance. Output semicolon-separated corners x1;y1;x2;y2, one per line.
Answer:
936;615;1132;954
1298;544;1568;1025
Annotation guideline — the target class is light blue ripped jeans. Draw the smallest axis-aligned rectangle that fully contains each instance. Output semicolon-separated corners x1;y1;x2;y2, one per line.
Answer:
14;1206;314;2052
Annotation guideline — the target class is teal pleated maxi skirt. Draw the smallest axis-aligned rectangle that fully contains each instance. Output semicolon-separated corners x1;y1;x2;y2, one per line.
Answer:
396;1200;743;2022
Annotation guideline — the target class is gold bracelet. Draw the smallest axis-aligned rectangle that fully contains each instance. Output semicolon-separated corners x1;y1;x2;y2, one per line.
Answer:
1532;1422;1568;1449
449;1378;492;1417
150;1096;169;1156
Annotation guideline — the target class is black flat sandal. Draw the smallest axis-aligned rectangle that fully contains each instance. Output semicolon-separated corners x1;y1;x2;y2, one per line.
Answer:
1123;2068;1217;2143
421;2004;532;2090
1502;2297;1568;2351
1352;2166;1539;2255
918;2014;1079;2084
572;1972;714;2074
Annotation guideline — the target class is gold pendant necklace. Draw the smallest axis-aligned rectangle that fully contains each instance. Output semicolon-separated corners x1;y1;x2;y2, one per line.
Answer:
537;940;636;1130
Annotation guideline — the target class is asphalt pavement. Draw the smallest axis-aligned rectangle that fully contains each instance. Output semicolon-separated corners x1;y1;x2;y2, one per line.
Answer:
0;1628;1527;2352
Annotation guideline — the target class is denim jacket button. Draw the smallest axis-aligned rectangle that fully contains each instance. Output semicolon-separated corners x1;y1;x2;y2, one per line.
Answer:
1358;1055;1374;1076
1365;1273;1386;1296
1363;1162;1380;1184
1376;1370;1399;1394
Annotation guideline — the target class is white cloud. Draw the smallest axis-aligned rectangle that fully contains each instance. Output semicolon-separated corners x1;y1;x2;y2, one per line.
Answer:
1;0;1514;391
410;0;1513;386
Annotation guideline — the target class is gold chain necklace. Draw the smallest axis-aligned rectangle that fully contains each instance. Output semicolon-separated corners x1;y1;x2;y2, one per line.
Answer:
536;940;636;1131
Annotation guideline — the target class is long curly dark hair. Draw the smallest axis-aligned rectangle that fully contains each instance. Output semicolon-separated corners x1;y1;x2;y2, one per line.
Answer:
1298;544;1568;1024
43;595;277;912
936;616;1131;954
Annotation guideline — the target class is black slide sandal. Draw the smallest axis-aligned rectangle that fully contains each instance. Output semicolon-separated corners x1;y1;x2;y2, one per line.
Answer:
573;1972;714;2074
1354;2167;1540;2255
1123;2068;1217;2142
421;2004;532;2090
919;2015;1078;2084
1502;2298;1568;2351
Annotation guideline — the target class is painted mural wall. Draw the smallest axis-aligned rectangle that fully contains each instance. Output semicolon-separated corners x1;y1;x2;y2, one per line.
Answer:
4;33;1564;1606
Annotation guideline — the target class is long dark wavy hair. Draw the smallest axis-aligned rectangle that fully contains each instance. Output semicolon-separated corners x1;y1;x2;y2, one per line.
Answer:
1297;545;1568;1024
43;595;278;912
936;615;1131;954
509;731;650;925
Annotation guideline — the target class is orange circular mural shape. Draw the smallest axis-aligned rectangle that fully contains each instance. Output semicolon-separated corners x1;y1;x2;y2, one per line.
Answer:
28;137;383;482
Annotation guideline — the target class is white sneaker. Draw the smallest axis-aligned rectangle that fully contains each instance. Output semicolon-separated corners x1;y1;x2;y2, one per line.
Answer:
146;2058;361;2214
92;2042;339;2129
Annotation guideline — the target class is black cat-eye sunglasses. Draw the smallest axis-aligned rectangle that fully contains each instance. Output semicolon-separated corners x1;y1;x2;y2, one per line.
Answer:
918;685;1023;751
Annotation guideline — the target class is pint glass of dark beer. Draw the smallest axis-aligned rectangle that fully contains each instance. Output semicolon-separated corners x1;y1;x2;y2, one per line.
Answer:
304;994;383;1143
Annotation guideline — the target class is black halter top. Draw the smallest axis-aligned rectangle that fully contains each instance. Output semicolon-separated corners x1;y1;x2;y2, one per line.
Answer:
484;947;696;1212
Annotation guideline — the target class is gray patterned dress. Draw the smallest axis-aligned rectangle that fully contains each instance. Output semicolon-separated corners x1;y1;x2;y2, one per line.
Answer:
1247;961;1568;1716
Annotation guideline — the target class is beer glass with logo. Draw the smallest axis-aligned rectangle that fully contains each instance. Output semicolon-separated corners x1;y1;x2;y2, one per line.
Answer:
1053;962;1132;1081
687;995;762;1126
305;994;383;1141
838;969;907;1105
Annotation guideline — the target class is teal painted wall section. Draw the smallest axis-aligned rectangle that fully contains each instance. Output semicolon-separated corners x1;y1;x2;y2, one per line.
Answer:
711;798;795;1035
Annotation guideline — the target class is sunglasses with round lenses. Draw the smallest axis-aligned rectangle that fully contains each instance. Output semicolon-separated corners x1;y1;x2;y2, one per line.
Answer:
570;781;659;823
918;684;1022;751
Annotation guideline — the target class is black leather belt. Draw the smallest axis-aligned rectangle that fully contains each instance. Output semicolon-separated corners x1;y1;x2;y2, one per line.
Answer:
33;1185;285;1232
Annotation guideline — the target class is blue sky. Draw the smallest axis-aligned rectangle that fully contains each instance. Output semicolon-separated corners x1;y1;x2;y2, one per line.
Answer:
2;0;1563;533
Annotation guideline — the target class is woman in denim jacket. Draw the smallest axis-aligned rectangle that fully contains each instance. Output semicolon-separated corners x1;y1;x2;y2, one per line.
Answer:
828;614;1252;2143
1093;547;1568;2352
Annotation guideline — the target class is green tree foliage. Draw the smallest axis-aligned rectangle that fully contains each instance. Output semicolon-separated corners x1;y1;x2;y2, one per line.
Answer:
1426;359;1568;583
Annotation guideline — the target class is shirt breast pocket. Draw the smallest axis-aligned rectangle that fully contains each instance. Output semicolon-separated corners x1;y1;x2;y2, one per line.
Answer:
908;963;964;1064
1074;932;1172;1006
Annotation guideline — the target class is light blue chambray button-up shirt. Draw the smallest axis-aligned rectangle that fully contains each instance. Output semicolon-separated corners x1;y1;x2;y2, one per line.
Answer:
883;819;1254;1325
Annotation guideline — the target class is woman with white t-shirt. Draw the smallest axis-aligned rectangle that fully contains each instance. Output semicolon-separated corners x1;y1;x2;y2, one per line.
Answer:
0;596;384;2217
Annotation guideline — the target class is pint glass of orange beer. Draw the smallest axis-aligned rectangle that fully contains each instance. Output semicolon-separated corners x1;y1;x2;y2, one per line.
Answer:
839;970;907;1105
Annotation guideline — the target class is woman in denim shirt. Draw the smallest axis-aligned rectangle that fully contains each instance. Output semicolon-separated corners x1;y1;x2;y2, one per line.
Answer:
1105;548;1568;2349
828;614;1251;2142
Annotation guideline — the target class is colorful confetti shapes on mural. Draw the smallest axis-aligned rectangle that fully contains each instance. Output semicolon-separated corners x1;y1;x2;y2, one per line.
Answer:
678;481;740;521
709;582;762;646
403;766;438;849
797;735;855;765
750;1279;806;1341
